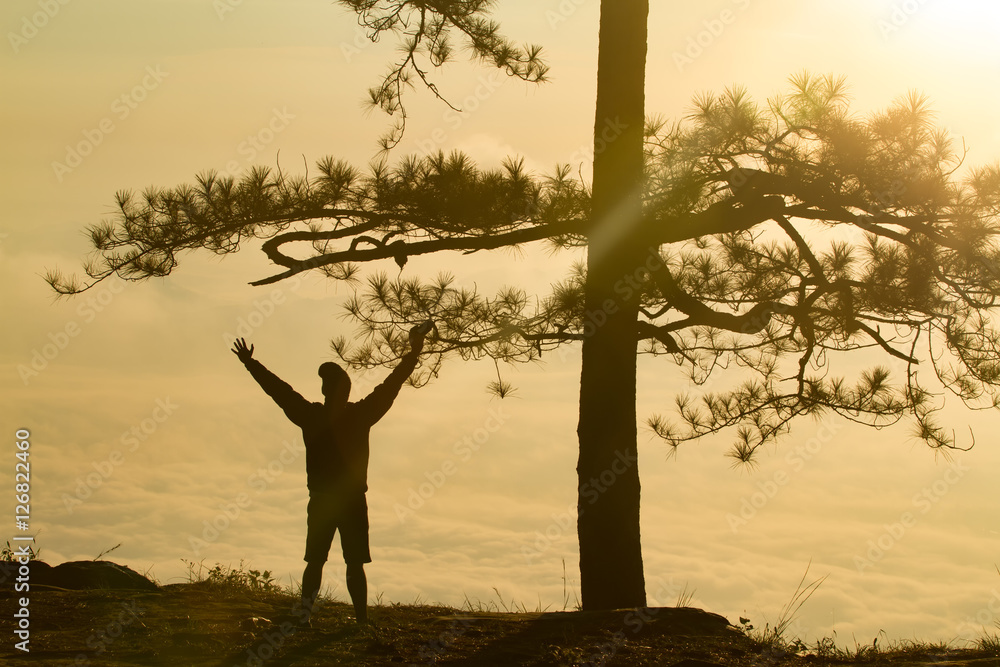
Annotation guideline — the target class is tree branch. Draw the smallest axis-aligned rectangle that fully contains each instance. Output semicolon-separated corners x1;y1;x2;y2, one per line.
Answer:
853;321;920;364
654;195;788;244
250;217;585;285
648;262;785;335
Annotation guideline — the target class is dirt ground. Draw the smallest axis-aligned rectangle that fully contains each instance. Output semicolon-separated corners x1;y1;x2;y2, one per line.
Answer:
2;583;999;666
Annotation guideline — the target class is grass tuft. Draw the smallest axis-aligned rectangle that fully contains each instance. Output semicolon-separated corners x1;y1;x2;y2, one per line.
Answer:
674;581;696;607
93;543;122;560
745;560;826;648
1;540;38;562
181;558;283;596
460;588;550;614
978;632;1000;654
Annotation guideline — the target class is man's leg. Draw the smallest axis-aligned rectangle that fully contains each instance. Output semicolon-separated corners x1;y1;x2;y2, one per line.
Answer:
301;560;323;622
302;493;337;626
341;493;371;625
346;562;367;624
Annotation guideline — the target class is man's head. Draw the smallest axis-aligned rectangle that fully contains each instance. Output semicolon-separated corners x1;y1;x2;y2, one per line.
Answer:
318;362;351;406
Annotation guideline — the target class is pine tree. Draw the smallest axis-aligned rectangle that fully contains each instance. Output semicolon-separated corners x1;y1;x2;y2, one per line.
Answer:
51;1;1000;610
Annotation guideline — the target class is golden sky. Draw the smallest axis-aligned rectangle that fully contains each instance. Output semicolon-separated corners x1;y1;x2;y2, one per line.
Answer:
3;0;1000;645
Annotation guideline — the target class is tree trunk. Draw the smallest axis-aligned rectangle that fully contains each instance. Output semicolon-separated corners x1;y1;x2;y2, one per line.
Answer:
577;0;649;610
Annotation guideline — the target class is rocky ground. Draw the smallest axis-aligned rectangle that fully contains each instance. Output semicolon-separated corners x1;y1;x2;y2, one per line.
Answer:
1;561;999;666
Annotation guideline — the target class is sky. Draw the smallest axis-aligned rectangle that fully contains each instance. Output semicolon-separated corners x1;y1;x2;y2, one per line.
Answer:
3;0;1000;649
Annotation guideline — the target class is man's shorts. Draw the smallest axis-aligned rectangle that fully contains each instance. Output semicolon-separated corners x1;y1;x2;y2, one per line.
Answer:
304;491;371;565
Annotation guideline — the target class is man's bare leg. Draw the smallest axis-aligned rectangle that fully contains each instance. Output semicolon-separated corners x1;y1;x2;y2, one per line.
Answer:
301;561;323;625
346;562;368;624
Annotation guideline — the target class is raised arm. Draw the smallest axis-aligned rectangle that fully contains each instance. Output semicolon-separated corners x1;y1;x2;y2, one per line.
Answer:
355;322;432;423
231;338;311;425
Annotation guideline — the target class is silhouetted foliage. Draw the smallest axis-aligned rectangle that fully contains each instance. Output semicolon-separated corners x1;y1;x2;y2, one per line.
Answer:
53;73;1000;462
338;0;547;151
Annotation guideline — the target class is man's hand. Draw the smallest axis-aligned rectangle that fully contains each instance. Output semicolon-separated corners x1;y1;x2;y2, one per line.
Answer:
408;321;433;353
232;338;254;363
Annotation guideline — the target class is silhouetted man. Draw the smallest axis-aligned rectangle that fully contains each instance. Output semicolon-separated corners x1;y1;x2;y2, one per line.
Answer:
231;322;431;625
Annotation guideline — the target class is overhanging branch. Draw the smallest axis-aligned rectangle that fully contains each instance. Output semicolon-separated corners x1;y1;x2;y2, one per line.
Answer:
260;215;384;266
654;195;788;244
250;217;585;285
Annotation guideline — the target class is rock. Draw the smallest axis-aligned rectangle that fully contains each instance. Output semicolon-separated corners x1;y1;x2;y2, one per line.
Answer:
28;560;158;590
239;616;272;631
643;607;738;636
